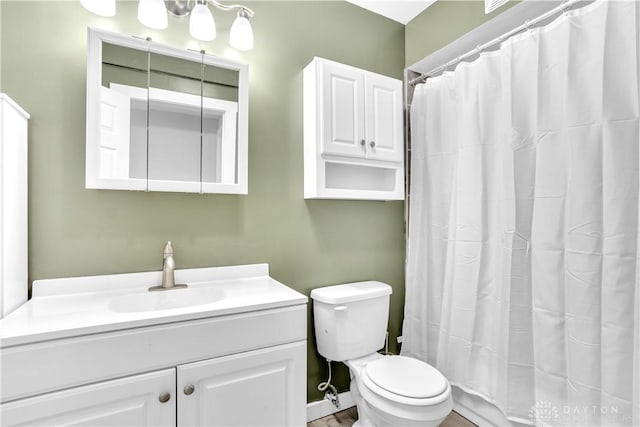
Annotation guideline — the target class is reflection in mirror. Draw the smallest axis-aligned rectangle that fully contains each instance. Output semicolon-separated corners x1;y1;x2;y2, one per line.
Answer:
147;50;203;192
100;41;149;186
86;27;249;194
201;63;240;188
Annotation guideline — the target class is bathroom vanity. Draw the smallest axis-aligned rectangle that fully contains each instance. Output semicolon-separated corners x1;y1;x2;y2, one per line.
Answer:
0;264;307;426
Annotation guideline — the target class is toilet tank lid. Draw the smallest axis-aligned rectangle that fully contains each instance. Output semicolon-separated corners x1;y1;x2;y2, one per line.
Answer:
310;281;392;304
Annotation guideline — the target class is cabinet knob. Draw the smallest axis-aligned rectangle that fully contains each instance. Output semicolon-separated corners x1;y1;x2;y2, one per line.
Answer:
184;384;195;395
370;141;376;148
360;139;366;147
159;392;171;403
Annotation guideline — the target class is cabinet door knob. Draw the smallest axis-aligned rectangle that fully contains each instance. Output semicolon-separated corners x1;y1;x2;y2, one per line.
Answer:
159;392;171;403
370;141;376;148
184;384;195;395
360;139;366;147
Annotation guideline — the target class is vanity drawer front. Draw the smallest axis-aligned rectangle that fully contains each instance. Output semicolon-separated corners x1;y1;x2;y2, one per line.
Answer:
1;304;306;403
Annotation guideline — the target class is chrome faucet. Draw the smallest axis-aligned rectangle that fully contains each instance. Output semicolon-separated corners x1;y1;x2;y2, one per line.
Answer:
149;241;188;292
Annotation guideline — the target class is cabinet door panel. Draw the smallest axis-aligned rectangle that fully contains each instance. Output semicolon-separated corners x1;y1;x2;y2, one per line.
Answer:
365;73;403;162
0;369;175;427
178;341;306;427
321;61;365;158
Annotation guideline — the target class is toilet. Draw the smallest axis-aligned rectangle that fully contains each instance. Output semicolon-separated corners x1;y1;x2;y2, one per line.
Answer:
311;281;452;427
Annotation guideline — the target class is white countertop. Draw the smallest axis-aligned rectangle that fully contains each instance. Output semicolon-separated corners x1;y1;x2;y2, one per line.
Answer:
0;264;307;348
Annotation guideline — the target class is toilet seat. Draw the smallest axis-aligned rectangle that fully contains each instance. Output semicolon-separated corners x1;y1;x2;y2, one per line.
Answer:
357;355;451;406
364;356;448;399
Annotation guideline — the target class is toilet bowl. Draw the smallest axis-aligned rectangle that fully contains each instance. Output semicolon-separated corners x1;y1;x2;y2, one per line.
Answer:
310;281;453;427
345;353;452;427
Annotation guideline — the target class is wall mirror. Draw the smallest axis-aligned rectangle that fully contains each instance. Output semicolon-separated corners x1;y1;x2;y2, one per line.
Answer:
86;28;248;194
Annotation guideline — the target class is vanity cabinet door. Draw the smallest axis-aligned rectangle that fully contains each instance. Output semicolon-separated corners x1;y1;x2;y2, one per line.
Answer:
0;369;175;427
177;341;306;427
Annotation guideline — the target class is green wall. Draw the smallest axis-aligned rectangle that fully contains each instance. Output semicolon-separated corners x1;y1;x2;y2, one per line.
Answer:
405;0;518;67
0;0;523;407
0;0;405;402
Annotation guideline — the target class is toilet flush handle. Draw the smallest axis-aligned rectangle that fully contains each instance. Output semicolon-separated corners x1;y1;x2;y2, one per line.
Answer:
334;306;347;312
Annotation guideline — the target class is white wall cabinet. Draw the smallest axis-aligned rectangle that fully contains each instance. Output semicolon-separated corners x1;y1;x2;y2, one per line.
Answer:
304;57;404;200
0;94;29;319
86;28;249;194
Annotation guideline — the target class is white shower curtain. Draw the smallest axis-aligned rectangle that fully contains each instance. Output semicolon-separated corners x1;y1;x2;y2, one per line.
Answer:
402;1;640;425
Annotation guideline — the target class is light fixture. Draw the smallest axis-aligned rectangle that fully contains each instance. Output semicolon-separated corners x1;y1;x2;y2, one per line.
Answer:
137;0;168;30
81;0;255;50
80;0;116;17
189;0;216;41
152;0;255;50
229;9;254;51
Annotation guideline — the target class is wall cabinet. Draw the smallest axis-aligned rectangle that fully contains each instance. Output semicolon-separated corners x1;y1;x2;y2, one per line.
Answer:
86;28;249;194
2;342;305;427
303;57;404;200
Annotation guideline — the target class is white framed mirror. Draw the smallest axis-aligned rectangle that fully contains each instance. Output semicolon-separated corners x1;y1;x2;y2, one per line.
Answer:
85;27;248;194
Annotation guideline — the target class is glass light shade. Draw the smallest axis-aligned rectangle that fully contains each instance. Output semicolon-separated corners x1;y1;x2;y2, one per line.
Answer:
189;4;216;41
138;0;168;30
80;0;116;17
229;13;254;51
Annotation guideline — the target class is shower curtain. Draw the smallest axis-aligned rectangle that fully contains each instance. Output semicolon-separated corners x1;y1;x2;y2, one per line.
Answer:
402;1;640;425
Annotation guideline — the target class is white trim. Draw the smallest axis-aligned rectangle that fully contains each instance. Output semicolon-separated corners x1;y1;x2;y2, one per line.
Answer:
306;391;356;422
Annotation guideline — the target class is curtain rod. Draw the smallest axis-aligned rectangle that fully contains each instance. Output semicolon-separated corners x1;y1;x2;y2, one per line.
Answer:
409;0;586;86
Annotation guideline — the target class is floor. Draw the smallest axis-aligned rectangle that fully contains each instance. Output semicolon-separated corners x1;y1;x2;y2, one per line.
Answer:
307;407;477;427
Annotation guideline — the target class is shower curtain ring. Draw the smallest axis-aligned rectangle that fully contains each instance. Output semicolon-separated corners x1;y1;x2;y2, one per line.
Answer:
450;57;461;72
524;20;533;35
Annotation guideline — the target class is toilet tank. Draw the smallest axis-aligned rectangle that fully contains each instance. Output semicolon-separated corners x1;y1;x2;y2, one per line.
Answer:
311;281;392;362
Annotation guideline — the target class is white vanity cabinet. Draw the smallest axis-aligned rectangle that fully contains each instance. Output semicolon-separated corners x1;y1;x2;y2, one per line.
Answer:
303;57;404;200
2;342;305;427
0;264;308;427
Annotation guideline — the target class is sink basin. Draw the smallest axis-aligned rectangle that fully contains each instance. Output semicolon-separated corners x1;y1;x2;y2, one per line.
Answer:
108;286;226;313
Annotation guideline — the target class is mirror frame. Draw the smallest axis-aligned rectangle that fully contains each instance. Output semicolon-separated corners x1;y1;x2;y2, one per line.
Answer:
85;27;249;194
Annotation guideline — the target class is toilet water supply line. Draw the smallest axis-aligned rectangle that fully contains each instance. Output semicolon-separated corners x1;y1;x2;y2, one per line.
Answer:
318;359;340;409
316;332;394;408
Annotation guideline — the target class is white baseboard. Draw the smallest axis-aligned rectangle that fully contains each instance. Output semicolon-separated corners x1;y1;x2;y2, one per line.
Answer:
305;385;532;426
307;391;355;422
